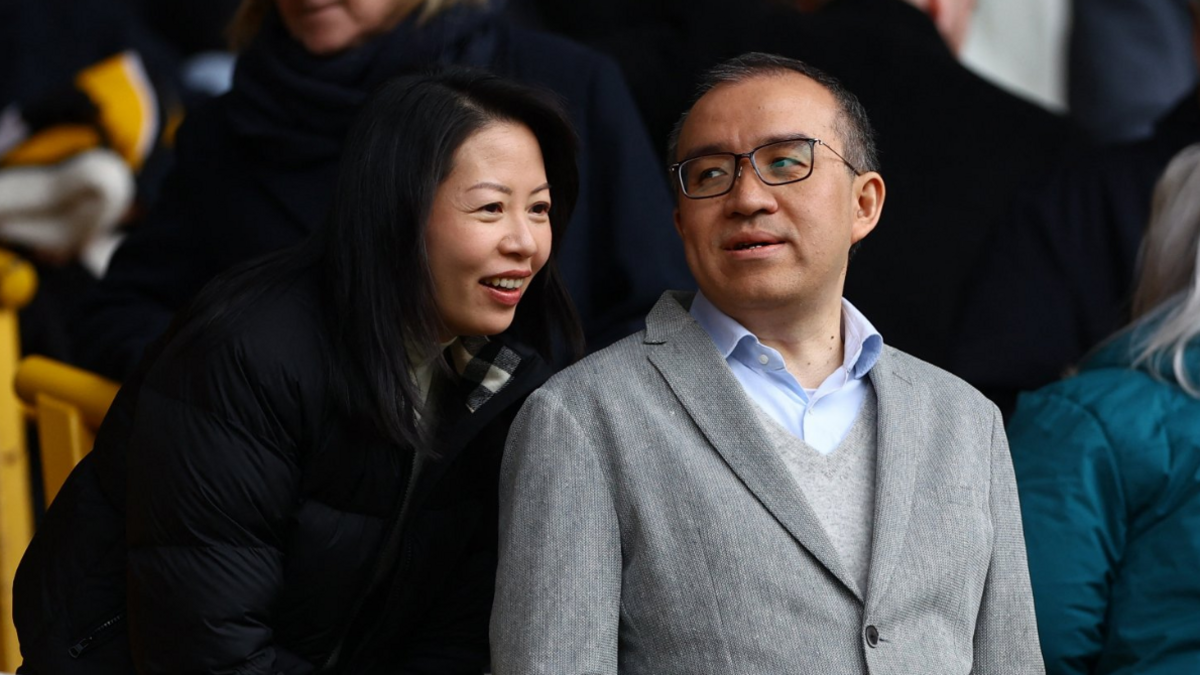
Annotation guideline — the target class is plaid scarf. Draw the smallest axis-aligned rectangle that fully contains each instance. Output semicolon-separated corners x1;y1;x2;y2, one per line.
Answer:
449;336;522;413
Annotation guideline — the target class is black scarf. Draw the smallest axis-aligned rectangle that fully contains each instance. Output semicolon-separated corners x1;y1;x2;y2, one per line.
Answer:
224;2;502;168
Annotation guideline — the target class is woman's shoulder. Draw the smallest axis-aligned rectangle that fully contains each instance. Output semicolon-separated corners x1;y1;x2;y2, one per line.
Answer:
1018;365;1192;443
142;270;330;427
1012;364;1200;508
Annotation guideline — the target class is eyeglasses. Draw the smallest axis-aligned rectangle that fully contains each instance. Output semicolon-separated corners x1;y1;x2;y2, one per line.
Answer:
669;137;861;199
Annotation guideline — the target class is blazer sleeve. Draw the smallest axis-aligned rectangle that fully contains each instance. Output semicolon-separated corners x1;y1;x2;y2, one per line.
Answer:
971;405;1046;674
491;387;621;675
125;340;302;674
1006;391;1126;675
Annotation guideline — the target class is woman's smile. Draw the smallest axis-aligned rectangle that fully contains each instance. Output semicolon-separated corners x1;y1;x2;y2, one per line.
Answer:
480;270;533;306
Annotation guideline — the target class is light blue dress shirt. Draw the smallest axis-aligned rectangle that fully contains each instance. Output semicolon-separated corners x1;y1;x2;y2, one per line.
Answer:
690;292;883;455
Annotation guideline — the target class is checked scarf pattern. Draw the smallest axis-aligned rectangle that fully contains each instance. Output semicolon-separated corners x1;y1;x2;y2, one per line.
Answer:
449;336;521;413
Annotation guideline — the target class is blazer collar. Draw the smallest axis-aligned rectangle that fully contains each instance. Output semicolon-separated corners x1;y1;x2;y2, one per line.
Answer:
644;293;926;608
863;346;923;614
644;292;865;599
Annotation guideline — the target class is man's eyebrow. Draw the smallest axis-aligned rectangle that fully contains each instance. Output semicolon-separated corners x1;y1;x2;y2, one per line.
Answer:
680;133;816;162
467;182;513;195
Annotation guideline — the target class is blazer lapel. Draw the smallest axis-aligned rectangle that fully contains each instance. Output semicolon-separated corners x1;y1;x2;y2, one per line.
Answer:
644;293;864;600
864;348;923;614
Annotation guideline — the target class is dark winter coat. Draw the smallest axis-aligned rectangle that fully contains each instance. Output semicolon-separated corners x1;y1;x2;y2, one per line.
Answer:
74;1;690;381
952;91;1200;415
14;269;553;674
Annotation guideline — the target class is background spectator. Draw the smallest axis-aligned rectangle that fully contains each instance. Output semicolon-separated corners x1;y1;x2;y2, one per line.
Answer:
959;0;1069;113
73;0;689;381
1069;0;1199;143
952;1;1200;414
1007;142;1200;675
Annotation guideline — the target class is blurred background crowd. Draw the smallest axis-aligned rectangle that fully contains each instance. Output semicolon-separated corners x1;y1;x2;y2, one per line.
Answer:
2;0;1198;673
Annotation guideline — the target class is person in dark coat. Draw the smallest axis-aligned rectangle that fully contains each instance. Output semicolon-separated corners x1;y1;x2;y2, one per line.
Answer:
953;8;1200;414
1007;143;1200;675
13;67;583;675
73;0;689;382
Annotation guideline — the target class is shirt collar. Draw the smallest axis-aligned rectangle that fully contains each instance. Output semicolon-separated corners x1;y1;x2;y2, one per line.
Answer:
841;298;883;379
690;291;752;359
690;291;883;379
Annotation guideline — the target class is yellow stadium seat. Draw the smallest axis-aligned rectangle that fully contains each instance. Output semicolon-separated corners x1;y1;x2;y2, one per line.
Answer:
0;249;37;672
13;356;119;506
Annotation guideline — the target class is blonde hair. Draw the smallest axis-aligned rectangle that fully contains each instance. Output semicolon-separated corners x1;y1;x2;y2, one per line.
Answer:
227;0;272;51
226;0;487;52
1128;142;1200;396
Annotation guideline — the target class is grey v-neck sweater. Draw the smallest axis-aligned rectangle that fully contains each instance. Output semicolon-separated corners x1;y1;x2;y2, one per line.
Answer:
753;384;879;595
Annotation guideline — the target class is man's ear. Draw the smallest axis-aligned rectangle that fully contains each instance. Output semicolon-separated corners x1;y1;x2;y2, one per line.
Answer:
673;207;685;239
850;171;885;244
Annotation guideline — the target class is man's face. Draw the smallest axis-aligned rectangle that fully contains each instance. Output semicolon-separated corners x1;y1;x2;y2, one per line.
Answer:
672;72;882;319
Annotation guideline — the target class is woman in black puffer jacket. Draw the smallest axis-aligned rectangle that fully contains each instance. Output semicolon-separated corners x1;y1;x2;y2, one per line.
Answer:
13;67;582;675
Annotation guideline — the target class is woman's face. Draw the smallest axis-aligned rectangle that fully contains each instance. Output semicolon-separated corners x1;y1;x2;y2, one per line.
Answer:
274;0;419;55
425;122;554;340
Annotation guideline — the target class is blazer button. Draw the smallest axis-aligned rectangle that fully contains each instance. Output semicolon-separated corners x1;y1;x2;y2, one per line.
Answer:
865;625;880;647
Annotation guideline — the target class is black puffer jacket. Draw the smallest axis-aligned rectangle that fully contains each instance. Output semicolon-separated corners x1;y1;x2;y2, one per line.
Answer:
14;271;552;674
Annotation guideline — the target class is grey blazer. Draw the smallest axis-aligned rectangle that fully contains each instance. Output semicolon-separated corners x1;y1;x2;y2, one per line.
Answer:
492;292;1043;675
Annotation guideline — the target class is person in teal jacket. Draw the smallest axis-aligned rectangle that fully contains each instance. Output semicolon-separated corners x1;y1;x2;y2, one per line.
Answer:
1008;141;1200;675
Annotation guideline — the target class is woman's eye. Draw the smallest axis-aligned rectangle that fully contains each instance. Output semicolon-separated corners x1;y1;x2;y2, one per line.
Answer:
481;203;503;214
530;202;551;216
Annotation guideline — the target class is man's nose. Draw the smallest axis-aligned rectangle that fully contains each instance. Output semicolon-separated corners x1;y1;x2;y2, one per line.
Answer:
723;158;777;217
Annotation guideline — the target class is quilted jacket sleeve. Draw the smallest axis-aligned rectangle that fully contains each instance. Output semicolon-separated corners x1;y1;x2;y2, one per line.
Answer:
1007;391;1126;675
125;334;305;675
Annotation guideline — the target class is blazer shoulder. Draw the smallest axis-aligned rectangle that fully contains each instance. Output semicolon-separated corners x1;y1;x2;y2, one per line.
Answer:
881;345;998;418
535;331;659;404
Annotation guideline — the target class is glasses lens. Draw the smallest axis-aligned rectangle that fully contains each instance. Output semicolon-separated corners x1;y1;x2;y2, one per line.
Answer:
752;140;814;185
679;154;736;197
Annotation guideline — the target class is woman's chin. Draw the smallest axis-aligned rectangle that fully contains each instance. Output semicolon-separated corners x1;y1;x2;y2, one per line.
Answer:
444;314;517;339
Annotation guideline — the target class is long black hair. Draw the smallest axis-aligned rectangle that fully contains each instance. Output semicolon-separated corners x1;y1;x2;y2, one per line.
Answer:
182;67;583;450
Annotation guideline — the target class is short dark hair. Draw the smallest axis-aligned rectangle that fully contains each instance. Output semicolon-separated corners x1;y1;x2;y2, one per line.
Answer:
666;52;880;176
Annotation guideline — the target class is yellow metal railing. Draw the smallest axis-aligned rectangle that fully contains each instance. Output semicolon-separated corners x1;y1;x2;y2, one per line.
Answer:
0;249;37;671
14;356;118;505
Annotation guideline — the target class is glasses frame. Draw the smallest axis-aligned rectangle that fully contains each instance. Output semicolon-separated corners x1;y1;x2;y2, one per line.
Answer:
668;137;862;200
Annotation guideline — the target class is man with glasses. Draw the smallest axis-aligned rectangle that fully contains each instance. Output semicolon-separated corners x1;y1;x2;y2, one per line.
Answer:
492;52;1042;675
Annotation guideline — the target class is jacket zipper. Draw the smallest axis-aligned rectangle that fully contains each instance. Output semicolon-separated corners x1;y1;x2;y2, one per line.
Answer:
318;452;419;673
68;611;126;658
